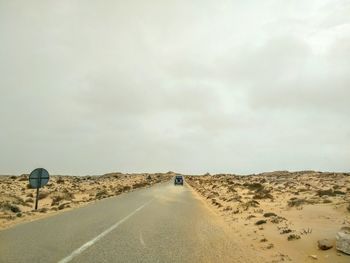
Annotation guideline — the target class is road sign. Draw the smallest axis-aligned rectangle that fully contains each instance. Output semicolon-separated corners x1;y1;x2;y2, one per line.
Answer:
29;168;50;210
29;168;49;188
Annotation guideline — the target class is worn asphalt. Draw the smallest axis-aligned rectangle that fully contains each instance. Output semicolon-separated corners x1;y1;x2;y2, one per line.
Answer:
0;180;253;263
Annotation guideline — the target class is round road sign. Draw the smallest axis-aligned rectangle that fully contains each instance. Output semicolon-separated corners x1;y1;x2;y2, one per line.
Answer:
29;168;50;188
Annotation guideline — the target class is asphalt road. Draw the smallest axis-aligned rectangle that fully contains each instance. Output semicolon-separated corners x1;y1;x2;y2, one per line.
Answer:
0;180;254;263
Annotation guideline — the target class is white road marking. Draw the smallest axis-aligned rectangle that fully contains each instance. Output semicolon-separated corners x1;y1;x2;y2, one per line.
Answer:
139;231;146;247
58;200;152;263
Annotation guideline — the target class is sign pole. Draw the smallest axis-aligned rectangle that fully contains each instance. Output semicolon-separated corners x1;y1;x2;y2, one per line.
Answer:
35;169;42;210
35;186;39;210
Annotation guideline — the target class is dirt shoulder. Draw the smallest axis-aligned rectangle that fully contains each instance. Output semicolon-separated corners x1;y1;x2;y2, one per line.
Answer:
186;171;350;263
0;172;173;230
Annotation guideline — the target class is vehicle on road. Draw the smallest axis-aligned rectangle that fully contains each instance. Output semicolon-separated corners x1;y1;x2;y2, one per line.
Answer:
174;175;184;185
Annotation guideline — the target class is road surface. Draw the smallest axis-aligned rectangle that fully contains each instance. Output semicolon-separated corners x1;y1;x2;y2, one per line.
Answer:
0;180;255;263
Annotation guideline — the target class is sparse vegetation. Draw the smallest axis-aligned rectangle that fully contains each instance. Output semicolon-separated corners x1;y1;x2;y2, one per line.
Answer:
287;234;301;241
95;189;108;199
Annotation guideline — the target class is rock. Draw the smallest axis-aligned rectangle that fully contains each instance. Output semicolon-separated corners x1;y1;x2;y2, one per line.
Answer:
263;212;277;217
255;219;267;225
336;226;350;255
317;239;333;250
309;255;317;260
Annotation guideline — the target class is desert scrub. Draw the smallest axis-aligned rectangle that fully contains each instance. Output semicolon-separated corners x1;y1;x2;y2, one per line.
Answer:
0;202;21;213
51;191;74;206
95;189;108;199
38;191;50;200
287;197;309;207
132;182;148;189
287;234;301;241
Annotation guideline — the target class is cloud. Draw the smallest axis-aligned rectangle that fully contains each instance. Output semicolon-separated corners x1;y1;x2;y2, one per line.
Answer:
0;0;349;175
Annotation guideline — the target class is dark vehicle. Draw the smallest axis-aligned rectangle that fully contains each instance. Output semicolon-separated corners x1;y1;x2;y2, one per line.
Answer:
174;175;184;185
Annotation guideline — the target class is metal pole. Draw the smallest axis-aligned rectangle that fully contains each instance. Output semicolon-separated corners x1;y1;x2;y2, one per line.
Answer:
35;169;42;210
35;186;39;210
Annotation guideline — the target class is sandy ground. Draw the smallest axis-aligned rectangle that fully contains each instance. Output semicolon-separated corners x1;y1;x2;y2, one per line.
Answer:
0;172;173;230
186;171;350;263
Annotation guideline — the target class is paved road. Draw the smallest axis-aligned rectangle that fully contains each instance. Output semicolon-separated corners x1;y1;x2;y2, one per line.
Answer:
0;180;255;263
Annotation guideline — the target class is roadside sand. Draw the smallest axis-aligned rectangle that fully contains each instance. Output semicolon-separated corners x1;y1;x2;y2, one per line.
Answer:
0;172;173;230
187;171;350;263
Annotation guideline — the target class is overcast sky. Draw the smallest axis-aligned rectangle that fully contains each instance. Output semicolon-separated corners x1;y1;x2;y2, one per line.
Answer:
1;0;349;175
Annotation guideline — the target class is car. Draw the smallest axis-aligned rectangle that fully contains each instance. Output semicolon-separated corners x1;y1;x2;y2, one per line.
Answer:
174;175;184;185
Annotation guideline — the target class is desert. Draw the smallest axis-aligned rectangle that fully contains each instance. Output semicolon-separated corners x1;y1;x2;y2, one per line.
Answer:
0;172;173;230
187;171;350;262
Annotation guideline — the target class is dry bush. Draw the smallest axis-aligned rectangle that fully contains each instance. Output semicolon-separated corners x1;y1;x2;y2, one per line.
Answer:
25;198;34;203
240;200;260;210
122;185;131;192
95;189;108;199
56;177;65;184
38;191;49;200
287;234;301;241
287;197;313;207
243;182;263;191
0;202;21;213
132;182;148;189
51;191;74;206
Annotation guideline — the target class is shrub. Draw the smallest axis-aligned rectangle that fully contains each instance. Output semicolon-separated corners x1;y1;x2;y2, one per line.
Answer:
316;189;335;197
288;197;308;207
25;198;34;203
95;189;108;199
38;191;49;200
0;203;21;213
57;177;65;184
122;186;131;192
287;234;301;241
244;182;263;191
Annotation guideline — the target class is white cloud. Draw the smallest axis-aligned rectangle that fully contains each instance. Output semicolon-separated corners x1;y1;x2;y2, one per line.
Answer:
0;0;349;175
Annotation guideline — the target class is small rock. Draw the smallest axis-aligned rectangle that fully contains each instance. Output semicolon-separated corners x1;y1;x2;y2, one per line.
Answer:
255;219;267;225
318;239;333;250
263;212;277;217
336;226;350;255
309;255;317;260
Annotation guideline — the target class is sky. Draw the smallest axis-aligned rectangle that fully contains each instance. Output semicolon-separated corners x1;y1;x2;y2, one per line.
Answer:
1;0;349;175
